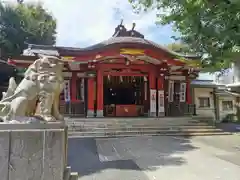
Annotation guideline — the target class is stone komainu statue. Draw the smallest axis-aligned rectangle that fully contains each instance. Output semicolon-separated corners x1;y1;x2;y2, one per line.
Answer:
0;55;65;122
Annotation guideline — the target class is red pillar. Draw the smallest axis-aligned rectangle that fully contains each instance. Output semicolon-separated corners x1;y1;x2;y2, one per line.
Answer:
149;71;157;117
87;77;95;117
157;76;165;116
71;72;77;102
157;77;164;90
96;70;104;117
186;79;192;104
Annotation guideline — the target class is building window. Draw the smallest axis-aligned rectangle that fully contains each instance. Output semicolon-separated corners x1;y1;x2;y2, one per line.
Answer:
198;97;210;108
222;100;233;111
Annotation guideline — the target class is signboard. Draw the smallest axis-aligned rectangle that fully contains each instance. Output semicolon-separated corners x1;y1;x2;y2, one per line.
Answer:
158;90;165;113
64;80;71;102
150;89;156;113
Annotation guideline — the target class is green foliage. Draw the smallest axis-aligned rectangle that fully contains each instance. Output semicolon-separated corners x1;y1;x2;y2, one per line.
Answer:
129;0;240;71
0;2;56;59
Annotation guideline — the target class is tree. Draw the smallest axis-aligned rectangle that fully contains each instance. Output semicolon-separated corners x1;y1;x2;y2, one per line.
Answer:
0;2;56;59
129;0;240;71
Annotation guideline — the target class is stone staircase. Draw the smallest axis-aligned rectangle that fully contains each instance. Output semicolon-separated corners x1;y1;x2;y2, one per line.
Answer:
66;117;233;138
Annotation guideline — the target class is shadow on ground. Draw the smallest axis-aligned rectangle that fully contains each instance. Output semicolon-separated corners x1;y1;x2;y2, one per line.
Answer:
67;136;197;179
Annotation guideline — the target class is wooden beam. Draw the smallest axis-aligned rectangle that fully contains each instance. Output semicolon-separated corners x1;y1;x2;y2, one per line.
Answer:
73;50;120;61
96;63;155;72
103;71;146;76
144;49;185;66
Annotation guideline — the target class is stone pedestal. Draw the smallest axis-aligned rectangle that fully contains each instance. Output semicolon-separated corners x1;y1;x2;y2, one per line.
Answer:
0;122;77;180
96;110;104;117
87;109;95;117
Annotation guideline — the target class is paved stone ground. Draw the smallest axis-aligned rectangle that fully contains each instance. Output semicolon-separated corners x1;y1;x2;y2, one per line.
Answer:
68;135;240;180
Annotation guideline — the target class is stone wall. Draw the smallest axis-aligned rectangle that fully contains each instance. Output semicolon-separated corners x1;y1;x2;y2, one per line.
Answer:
0;122;74;180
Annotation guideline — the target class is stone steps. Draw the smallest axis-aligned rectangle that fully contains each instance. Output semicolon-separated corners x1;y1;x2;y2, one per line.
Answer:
68;125;231;138
70;128;223;135
192;116;214;121
66;119;203;124
69;131;232;138
68;125;215;131
66;117;226;137
66;118;208;127
65;116;194;120
67;123;211;130
65;117;197;123
73;124;207;127
67;122;206;126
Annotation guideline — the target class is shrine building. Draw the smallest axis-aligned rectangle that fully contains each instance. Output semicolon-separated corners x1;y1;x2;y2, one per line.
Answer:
8;22;201;118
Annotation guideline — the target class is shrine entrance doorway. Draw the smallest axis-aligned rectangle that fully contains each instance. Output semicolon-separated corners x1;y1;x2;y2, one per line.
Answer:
165;79;187;116
103;76;146;117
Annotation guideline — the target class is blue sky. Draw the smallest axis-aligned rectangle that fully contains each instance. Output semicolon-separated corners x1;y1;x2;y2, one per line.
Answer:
5;0;213;80
6;0;177;47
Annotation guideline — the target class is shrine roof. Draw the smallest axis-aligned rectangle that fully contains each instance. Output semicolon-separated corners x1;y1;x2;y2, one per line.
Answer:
21;21;201;61
191;79;216;87
10;22;201;72
25;37;201;60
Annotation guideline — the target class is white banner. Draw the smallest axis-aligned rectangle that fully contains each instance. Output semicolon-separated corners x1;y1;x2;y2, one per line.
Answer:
150;89;156;113
64;80;71;102
81;78;85;100
180;82;186;102
168;80;174;102
158;90;165;113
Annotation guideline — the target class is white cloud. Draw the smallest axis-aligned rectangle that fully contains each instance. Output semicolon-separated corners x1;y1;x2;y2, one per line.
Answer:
5;0;176;46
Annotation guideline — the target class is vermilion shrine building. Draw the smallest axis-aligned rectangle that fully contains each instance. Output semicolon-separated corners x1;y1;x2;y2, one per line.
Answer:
8;23;201;117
